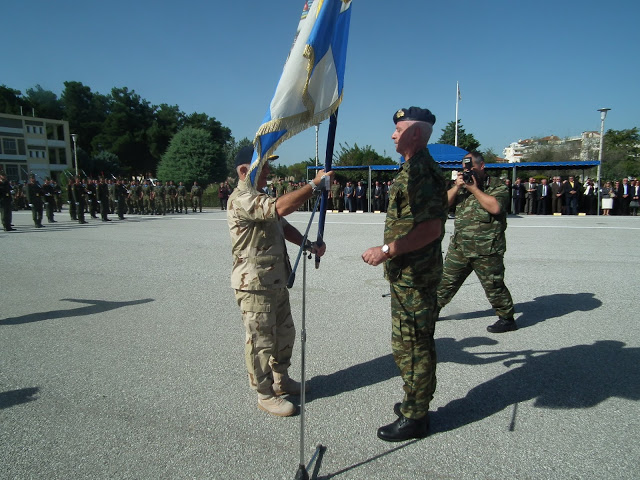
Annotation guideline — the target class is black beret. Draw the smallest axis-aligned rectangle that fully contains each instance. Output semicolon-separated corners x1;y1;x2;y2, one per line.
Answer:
234;146;279;167
393;106;436;125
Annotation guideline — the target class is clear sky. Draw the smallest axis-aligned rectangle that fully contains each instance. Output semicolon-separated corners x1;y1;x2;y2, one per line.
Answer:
3;0;639;165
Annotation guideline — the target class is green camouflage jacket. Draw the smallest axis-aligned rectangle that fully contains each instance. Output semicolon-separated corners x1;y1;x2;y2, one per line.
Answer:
384;148;448;287
452;175;508;256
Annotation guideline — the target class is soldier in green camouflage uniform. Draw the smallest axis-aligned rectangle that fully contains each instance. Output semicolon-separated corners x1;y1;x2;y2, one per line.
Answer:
228;146;332;417
362;107;446;442
176;181;188;213
153;180;166;215
436;151;516;333
191;181;202;212
141;180;152;214
330;179;342;211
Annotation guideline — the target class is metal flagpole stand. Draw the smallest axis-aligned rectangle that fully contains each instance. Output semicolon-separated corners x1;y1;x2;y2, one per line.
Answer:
288;195;325;480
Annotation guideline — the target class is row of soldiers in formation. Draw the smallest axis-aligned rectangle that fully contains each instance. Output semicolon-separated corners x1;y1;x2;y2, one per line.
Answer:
0;175;208;230
265;179;393;212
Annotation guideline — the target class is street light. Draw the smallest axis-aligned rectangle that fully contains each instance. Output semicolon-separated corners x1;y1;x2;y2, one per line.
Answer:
71;133;79;178
596;108;610;216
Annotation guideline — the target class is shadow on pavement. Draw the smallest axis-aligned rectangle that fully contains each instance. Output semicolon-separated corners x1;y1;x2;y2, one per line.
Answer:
0;298;154;326
431;340;640;433
440;292;602;329
306;354;397;402
0;387;40;409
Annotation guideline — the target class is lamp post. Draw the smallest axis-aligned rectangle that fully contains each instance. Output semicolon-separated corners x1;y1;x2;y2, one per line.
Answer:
71;133;79;178
596;108;610;216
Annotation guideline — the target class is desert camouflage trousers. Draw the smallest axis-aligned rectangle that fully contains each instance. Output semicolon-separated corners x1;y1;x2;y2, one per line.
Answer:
437;242;515;319
235;288;295;395
390;283;438;420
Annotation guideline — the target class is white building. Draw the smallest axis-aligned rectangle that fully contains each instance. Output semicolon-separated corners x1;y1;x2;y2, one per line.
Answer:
0;112;72;182
502;132;601;163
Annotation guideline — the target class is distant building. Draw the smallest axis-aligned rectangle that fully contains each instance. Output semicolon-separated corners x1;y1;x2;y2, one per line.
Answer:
502;131;601;163
0;112;72;182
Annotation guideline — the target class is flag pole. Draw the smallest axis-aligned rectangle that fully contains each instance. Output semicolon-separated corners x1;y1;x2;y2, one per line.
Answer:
455;81;460;147
315;109;338;269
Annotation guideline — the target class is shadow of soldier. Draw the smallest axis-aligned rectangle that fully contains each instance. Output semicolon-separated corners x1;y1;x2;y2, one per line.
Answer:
0;298;155;326
431;340;640;434
0;387;40;410
441;292;602;329
305;354;397;403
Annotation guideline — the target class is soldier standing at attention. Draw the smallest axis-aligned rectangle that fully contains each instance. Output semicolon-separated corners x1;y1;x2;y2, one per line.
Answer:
115;179;127;220
191;181;202;212
73;177;88;224
436;151;517;333
67;178;77;221
97;177;111;221
0;171;16;231
26;174;45;228
330;179;342;211
87;179;98;218
362;107;447;442
176;181;188;213
42;177;57;223
154;180;166;215
167;180;177;213
228;146;332;417
141;180;152;215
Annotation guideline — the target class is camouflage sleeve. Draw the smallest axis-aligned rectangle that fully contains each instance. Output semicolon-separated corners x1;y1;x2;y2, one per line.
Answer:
410;163;447;224
490;183;510;213
234;191;279;223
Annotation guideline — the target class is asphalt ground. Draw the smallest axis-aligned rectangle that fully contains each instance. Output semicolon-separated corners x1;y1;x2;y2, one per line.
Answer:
1;207;639;480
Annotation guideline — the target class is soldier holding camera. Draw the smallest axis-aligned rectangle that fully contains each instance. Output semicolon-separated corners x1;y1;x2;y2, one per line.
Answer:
436;151;517;333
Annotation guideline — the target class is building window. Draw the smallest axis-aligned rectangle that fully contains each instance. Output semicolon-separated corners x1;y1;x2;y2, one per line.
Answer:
5;165;19;182
2;138;17;155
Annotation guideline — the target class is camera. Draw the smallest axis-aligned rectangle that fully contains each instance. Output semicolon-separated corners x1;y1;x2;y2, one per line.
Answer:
462;169;478;184
461;156;477;184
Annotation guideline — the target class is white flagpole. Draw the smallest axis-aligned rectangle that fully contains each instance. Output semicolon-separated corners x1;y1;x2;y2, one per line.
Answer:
455;81;459;147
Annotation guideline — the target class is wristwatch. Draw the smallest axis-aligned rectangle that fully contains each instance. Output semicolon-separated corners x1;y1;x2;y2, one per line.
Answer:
381;244;391;256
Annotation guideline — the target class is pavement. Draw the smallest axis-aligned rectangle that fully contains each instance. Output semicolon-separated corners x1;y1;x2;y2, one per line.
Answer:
1;208;639;479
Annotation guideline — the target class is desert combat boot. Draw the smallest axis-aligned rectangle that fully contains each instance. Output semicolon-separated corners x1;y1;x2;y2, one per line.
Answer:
272;372;310;396
257;392;296;417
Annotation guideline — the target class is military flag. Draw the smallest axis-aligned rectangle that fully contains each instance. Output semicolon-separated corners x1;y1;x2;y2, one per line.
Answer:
247;0;352;188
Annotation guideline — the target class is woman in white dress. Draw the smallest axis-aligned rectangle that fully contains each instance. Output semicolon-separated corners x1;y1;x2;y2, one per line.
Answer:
600;181;614;215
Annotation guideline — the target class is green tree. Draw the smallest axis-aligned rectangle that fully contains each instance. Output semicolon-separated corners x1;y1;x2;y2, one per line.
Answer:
86;151;121;178
437;120;481;152
92;87;155;177
147;104;183;162
60;81;109;155
157;127;225;185
602;128;640;179
333;142;395;183
24;85;63;120
0;85;29;114
183;112;232;148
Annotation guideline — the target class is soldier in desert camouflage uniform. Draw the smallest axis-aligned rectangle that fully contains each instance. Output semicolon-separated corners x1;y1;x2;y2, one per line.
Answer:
436;151;516;333
228;146;332;417
362;107;447;442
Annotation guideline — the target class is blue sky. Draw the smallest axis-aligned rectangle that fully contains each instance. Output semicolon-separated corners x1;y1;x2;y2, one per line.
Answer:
3;0;639;165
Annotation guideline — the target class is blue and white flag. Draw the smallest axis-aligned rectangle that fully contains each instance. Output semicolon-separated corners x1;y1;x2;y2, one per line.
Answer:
247;0;352;188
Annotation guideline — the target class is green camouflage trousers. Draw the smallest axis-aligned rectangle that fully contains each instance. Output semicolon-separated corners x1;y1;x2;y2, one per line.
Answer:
235;288;295;395
390;283;437;420
437;242;515;319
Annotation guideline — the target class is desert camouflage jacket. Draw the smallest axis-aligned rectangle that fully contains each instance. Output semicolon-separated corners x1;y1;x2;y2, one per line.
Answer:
227;179;292;291
383;148;448;287
452;175;509;256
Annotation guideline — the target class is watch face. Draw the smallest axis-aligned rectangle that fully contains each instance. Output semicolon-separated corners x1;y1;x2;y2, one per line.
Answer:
382;244;389;254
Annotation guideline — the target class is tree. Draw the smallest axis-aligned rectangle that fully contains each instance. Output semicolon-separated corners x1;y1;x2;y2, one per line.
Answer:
183;112;232;148
86;151;121;178
157;127;226;185
437;120;481;152
333;142;395;183
91;87;155;177
602;128;640;179
0;85;29;115
147;103;183;161
60;81;109;155
24;85;63;120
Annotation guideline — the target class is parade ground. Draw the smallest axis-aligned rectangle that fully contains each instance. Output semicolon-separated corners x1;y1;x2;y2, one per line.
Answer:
1;209;639;480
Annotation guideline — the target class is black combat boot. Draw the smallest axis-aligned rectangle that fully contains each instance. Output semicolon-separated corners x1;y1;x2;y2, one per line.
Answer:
487;317;517;333
377;412;429;442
